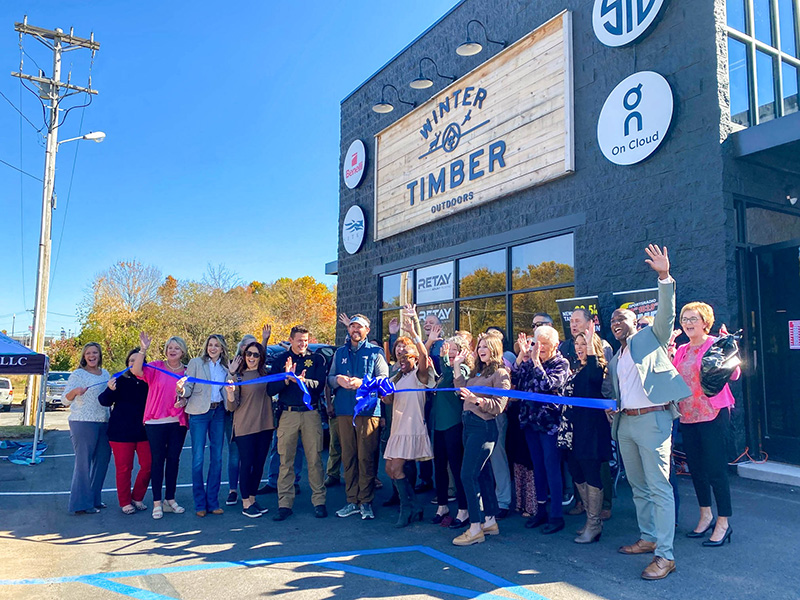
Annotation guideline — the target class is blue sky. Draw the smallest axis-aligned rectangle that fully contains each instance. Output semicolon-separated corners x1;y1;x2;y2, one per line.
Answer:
0;0;460;338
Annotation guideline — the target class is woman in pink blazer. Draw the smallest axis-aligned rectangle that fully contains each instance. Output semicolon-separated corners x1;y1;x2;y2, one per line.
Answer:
672;302;740;547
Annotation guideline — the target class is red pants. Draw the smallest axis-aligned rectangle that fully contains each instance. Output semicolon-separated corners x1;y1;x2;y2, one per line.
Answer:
109;441;152;507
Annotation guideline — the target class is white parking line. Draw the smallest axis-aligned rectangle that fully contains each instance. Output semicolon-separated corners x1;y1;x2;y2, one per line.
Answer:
23;446;194;459
0;478;269;497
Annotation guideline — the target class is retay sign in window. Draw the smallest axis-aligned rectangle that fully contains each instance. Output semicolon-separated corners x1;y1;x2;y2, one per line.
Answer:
416;262;454;304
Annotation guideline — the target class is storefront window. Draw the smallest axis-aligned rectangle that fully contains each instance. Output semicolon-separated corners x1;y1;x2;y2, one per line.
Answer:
458;250;505;297
417;302;456;338
726;0;800;126
511;234;574;291
511;288;574;341
381;271;413;309
727;0;746;32
783;61;799;114
756;50;777;122
729;38;751;127
459;297;506;340
779;0;797;57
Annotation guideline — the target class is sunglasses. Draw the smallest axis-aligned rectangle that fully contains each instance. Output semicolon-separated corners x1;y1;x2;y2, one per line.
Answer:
636;323;649;330
245;351;261;358
531;322;549;328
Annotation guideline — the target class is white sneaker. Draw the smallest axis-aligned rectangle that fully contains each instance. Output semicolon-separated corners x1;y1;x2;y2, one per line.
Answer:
336;502;360;518
360;503;375;520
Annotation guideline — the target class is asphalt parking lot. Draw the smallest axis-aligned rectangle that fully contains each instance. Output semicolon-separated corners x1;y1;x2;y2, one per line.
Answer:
1;406;798;600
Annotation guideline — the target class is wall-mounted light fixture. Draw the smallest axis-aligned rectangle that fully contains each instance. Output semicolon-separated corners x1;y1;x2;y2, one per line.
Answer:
456;19;507;56
372;83;417;113
409;57;456;89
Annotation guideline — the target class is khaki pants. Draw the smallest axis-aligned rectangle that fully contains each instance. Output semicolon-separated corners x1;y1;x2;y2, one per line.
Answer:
337;415;380;505
277;410;326;509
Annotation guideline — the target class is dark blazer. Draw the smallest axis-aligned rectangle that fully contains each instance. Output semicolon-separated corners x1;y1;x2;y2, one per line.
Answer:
98;375;148;443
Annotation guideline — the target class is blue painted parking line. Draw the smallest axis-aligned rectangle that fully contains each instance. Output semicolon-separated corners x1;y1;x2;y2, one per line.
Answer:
0;545;548;600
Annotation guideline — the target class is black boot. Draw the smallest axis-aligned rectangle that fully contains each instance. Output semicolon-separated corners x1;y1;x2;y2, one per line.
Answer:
394;478;413;528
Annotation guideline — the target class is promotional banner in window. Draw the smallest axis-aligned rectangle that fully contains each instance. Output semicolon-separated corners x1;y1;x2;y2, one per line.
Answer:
373;11;574;240
612;288;659;317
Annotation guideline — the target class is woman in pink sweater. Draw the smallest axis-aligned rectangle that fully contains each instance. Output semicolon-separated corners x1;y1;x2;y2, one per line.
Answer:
672;302;740;547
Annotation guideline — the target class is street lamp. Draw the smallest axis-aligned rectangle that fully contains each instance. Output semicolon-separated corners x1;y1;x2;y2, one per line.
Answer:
25;129;106;425
455;20;507;57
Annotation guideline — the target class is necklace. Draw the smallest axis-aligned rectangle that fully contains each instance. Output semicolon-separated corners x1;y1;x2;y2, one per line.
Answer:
165;361;184;371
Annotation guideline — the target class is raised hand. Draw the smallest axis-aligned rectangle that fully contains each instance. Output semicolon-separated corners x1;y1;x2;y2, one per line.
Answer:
453;347;469;367
388;317;400;335
440;340;450;358
428;323;442;342
670;329;682;344
530;340;542;366
644;244;670;278
262;324;272;345
338;313;351;327
719;323;729;337
228;355;243;375
284;357;295;374
401;304;418;319
139;332;152;352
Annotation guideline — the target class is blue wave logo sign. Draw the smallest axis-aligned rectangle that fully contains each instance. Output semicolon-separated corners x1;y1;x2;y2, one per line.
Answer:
593;0;666;47
344;219;364;233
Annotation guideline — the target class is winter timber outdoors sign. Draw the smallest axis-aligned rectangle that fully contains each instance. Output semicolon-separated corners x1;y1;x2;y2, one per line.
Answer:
592;0;667;47
373;11;574;241
342;205;365;254
343;139;366;189
597;71;673;165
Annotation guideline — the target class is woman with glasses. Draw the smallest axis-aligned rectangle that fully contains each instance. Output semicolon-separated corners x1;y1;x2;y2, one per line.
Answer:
226;341;274;518
672;302;739;547
513;325;570;534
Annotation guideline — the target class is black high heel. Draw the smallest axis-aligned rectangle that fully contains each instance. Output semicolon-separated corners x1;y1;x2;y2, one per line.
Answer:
702;526;732;547
686;519;716;538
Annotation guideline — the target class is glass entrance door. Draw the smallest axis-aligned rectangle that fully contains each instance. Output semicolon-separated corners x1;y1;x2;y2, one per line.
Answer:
755;239;800;463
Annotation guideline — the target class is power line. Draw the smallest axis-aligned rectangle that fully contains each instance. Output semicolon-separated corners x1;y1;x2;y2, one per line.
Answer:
0;88;43;133
0;156;41;181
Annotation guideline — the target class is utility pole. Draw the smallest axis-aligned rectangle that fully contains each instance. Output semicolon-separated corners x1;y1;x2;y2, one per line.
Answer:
13;17;100;426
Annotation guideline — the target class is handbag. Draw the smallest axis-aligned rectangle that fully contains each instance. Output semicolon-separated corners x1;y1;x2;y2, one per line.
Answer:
700;330;742;397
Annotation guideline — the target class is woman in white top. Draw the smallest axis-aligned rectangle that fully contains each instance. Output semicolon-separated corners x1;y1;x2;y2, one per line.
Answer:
64;342;111;514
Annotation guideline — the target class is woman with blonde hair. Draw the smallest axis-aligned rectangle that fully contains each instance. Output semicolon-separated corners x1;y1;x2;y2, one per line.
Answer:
63;342;111;514
131;332;189;519
451;333;511;546
564;327;611;543
431;335;473;528
672;302;739;546
176;334;230;517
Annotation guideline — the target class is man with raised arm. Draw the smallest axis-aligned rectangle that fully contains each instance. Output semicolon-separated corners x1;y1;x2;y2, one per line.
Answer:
606;244;690;580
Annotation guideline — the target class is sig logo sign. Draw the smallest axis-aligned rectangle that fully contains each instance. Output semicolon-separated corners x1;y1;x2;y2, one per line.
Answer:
592;0;667;47
597;71;673;166
342;205;366;255
343;139;366;189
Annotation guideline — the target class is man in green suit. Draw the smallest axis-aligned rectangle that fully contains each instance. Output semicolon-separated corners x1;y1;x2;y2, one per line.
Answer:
606;244;690;581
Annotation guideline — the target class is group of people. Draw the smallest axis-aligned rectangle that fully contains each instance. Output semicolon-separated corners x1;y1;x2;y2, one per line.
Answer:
63;244;738;581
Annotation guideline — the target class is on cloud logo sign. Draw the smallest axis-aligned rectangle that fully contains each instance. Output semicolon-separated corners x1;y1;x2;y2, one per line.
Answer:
593;0;666;47
597;71;673;166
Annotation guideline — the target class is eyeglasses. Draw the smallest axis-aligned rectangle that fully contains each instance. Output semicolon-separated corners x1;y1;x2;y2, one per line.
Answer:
636;322;649;330
680;316;701;324
531;322;549;328
245;351;261;358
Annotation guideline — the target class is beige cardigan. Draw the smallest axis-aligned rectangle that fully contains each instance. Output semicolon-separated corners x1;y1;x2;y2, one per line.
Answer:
454;367;511;420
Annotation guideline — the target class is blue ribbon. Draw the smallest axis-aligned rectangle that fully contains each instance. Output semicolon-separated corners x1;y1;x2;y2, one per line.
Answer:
350;377;615;419
86;363;313;410
352;377;397;424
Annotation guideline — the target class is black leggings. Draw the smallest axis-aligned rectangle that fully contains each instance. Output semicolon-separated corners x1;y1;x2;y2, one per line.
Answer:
236;430;273;499
433;423;467;509
566;454;603;489
681;409;733;517
146;422;187;502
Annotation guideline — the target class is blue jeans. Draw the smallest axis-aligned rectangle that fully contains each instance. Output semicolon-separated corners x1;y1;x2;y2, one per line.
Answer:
524;427;563;520
224;411;240;492
189;404;225;511
266;429;303;486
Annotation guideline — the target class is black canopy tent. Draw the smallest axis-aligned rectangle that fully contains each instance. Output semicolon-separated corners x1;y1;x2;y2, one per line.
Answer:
0;332;49;463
